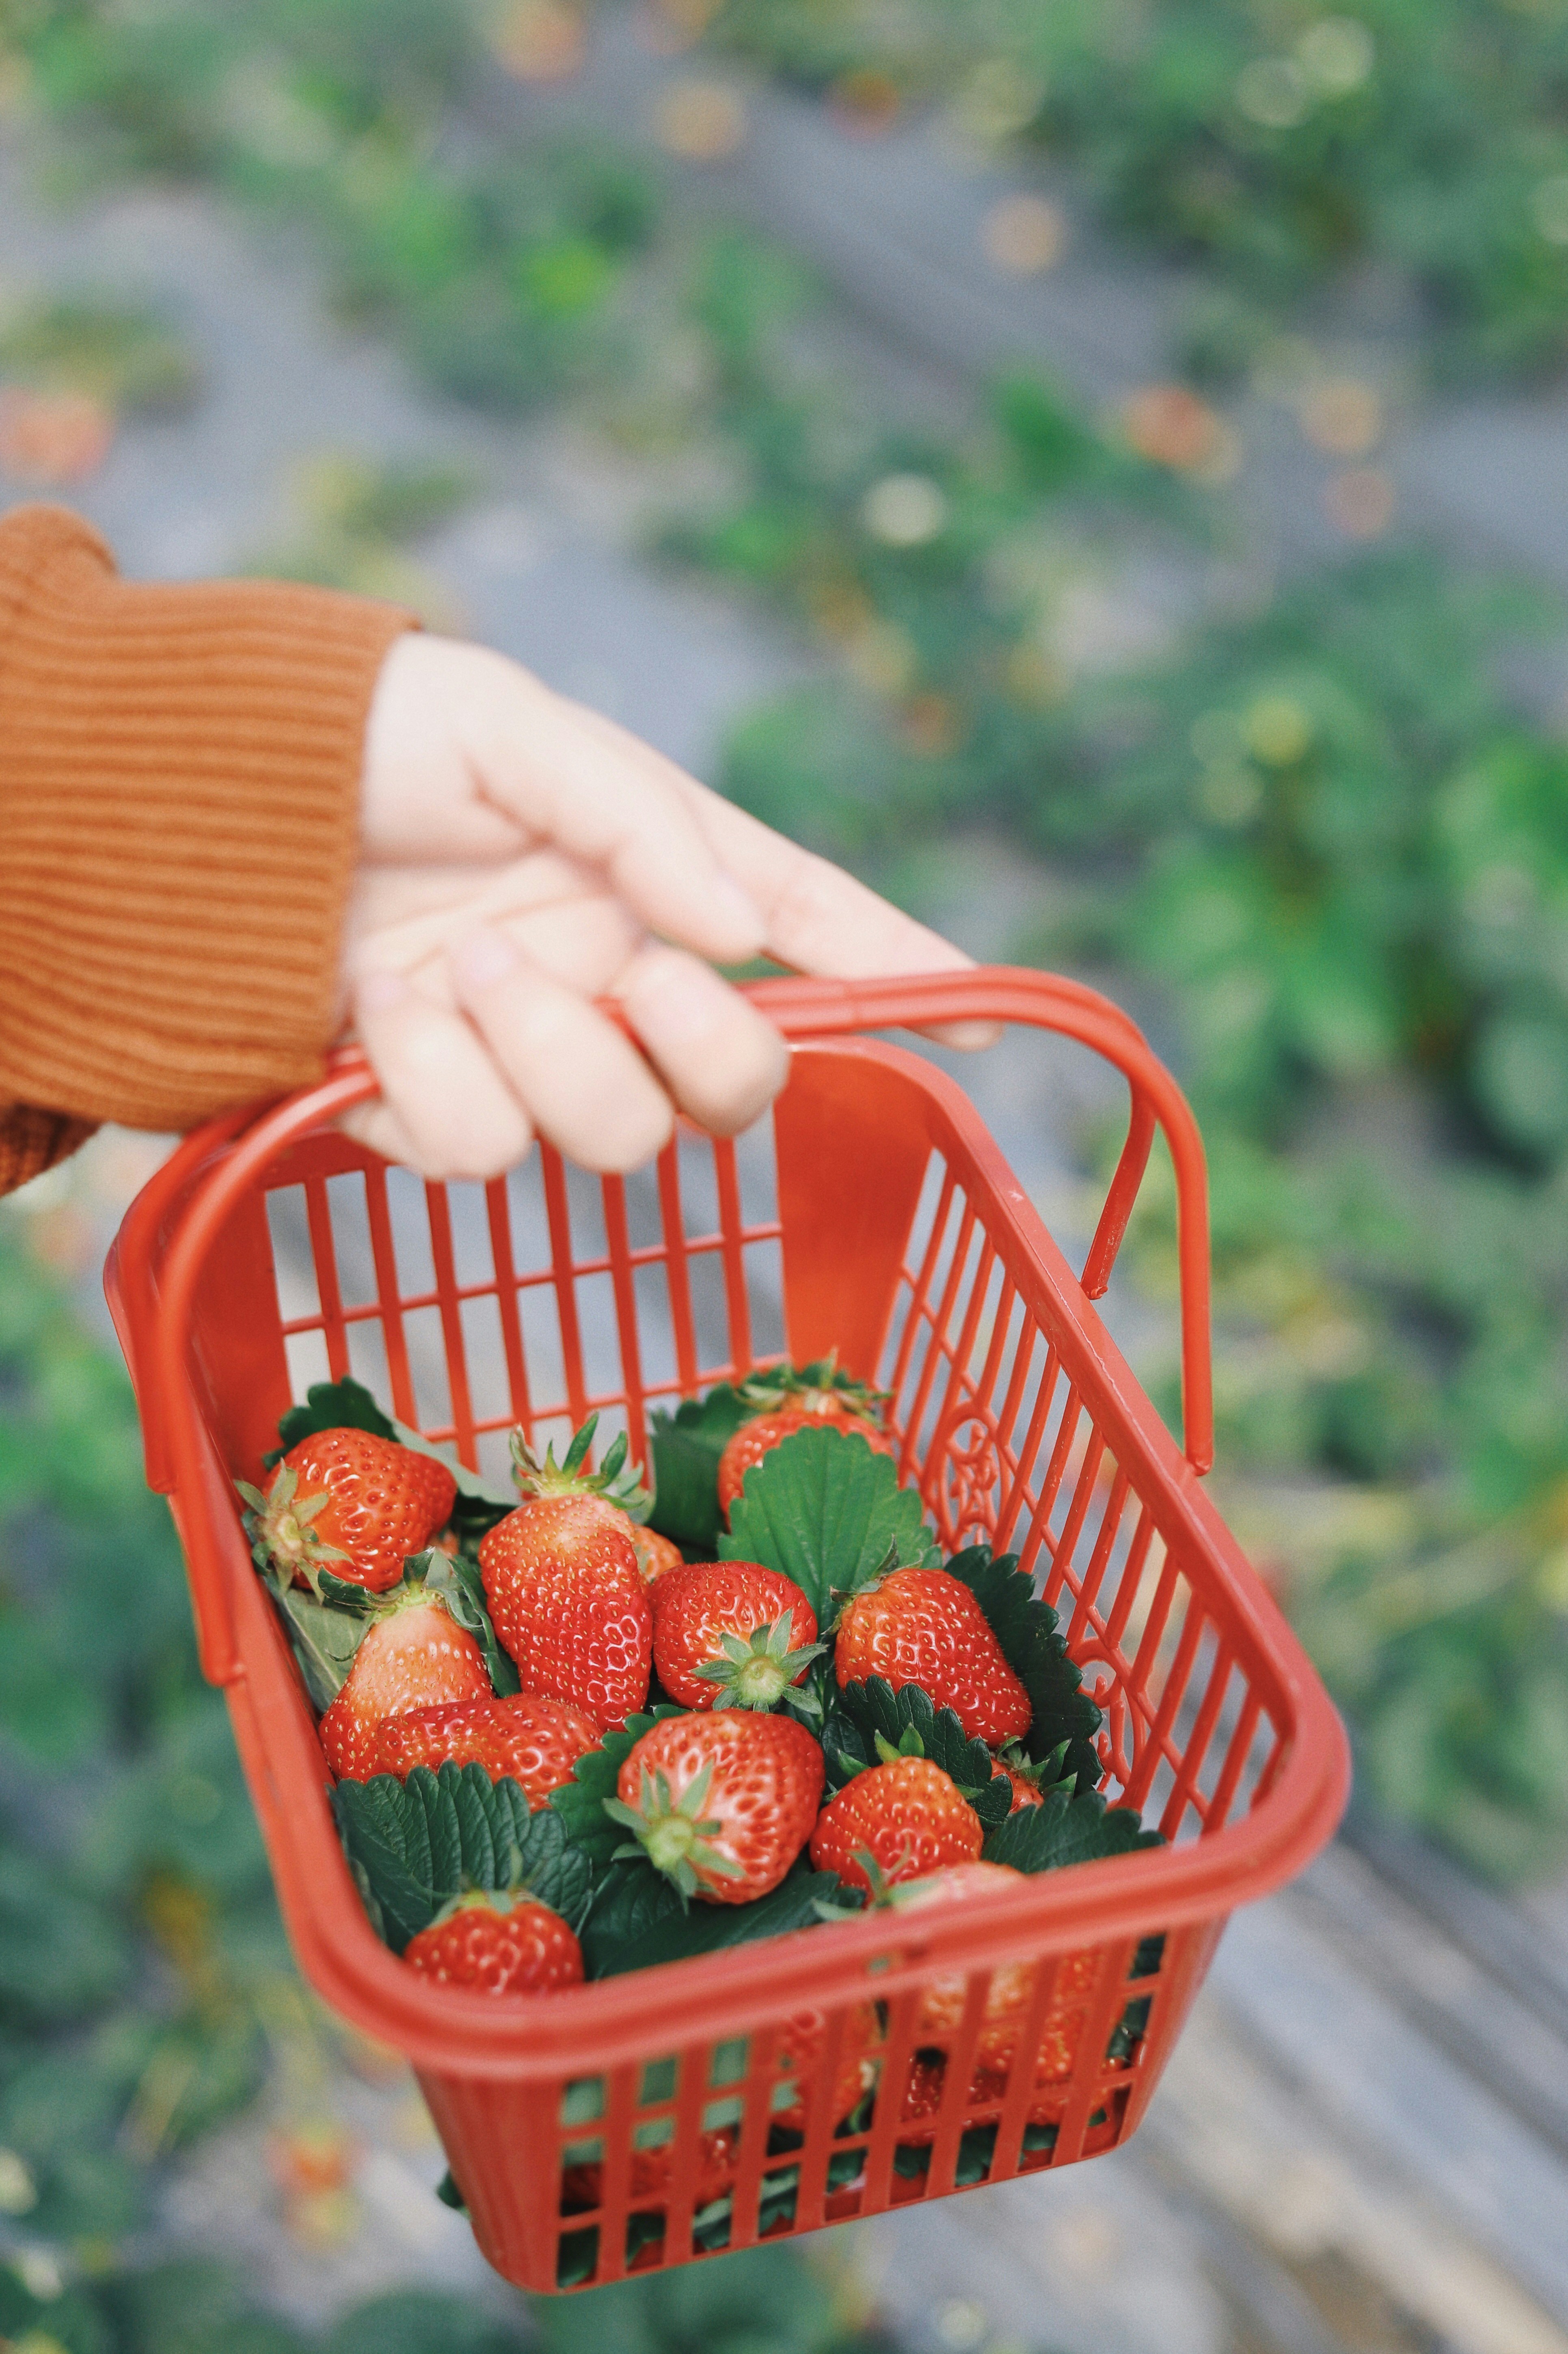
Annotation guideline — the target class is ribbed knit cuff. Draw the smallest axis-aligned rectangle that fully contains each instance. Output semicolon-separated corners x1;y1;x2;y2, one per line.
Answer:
0;503;415;1173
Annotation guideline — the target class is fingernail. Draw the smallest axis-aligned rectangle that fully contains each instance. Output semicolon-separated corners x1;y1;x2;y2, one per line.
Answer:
356;968;410;1015
450;927;518;993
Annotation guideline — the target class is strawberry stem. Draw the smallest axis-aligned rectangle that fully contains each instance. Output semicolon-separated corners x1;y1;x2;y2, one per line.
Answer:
509;1411;650;1517
691;1610;825;1710
603;1758;743;1899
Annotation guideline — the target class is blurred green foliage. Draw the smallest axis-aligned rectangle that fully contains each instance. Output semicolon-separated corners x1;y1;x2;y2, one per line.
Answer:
706;0;1568;383
14;0;659;411
0;294;201;407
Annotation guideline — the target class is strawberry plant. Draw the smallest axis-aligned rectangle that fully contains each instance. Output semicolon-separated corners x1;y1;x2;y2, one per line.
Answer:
703;0;1568;384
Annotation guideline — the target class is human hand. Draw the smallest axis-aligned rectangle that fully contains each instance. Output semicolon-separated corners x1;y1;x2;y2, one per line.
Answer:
340;633;991;1179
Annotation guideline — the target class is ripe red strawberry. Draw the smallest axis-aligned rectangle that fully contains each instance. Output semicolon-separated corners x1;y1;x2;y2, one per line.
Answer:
403;1889;583;1994
607;1710;824;1903
807;1756;983;1894
565;2127;741;2222
716;1357;893;1521
887;1865;1096;2078
834;1565;1031;1746
240;1429;456;1594
631;1525;685;1585
479;1415;652;1731
375;1691;601;1802
773;2002;882;2130
650;1561;822;1711
317;1590;490;1780
993;1761;1045;1812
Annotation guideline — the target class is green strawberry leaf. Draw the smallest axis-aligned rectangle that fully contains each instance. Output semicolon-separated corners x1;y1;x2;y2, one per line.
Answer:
263;1584;366;1709
719;1425;939;1628
332;1763;594;1952
268;1377;396;1465
822;1677;1012;1827
946;1545;1104;1787
548;1705;687;1867
391;1418;513;1506
981;1786;1161;1874
579;1855;854;1980
646;1384;752;1552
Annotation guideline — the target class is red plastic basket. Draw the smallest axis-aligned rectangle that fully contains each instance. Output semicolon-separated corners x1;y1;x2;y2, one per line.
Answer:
105;966;1348;2292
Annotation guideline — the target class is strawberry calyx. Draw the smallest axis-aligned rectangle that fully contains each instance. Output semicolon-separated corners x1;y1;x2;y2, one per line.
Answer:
996;1738;1072;1796
238;1464;351;1593
425;1883;552;1932
735;1352;887;1428
691;1610;826;1713
508;1411;650;1520
305;1546;472;1632
603;1758;745;1901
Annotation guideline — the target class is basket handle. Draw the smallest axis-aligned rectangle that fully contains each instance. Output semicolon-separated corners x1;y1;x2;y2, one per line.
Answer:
743;968;1210;1476
142;963;1209;1686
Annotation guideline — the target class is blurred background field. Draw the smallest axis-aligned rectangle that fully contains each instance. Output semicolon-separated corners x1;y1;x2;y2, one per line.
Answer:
8;0;1568;2348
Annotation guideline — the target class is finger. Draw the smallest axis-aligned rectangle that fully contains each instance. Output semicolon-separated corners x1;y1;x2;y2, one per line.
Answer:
616;945;790;1138
467;664;767;963
337;1097;428;1167
671;778;1002;1048
448;927;676;1174
354;968;535;1181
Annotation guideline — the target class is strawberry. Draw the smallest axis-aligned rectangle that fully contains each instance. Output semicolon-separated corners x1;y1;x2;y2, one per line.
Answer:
404;1889;583;1994
834;1566;1031;1746
886;1864;1095;2083
317;1585;490;1780
807;1756;983;1894
240;1428;456;1594
631;1525;685;1585
606;1710;824;1904
564;2128;741;2228
717;1357;893;1520
650;1561;823;1711
374;1691;601;1803
479;1415;652;1731
993;1762;1044;1813
773;2002;882;2130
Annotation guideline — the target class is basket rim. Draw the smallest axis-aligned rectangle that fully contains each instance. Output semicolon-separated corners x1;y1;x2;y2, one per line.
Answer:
108;986;1351;2081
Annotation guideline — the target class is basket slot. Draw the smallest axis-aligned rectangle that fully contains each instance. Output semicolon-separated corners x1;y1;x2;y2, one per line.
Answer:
1099;1504;1158;1658
424;1182;480;1468
1158;1629;1233;1840
302;1176;351;1380
719;2022;783;2255
1206;1682;1264;1833
711;1137;752;1375
788;2004;855;2234
484;1175;538;1441
600;1176;649;1468
1043;1421;1108;1589
991;1338;1063;1555
1020;1381;1086;1580
541;1148;590;1430
915;1969;994;2201
1062;1464;1135;1650
657;2043;711;2266
656;1146;702;1395
364;1164;420;1426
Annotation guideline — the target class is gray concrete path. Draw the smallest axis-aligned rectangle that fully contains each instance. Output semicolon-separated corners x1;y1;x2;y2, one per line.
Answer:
486;5;1568;606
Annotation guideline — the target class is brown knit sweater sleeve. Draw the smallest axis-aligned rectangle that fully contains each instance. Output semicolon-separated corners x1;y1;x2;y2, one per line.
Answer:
0;503;415;1194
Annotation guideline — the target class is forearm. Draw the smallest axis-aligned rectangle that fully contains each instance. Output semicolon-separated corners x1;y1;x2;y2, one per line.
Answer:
0;504;413;1193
